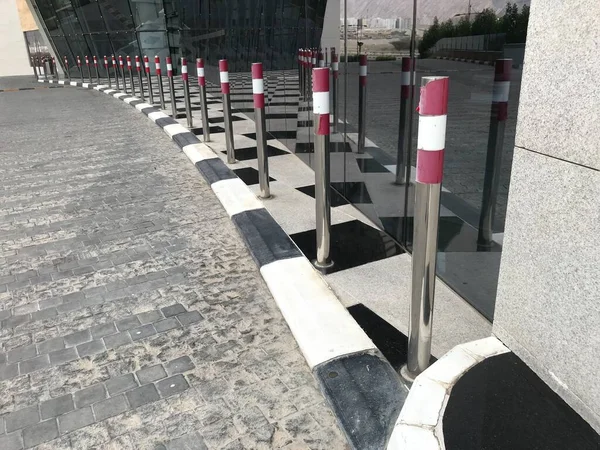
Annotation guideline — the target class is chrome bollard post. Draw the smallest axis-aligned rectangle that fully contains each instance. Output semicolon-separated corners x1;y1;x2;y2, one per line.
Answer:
144;56;154;104
127;56;135;95
395;57;414;185
298;49;303;99
477;59;512;249
302;49;308;99
401;76;449;383
64;56;71;81
85;56;92;84
135;56;145;101
77;56;83;83
181;57;193;128
252;63;271;199
119;55;127;93
197;58;210;142
93;56;100;84
52;57;58;79
166;56;177;118
357;54;368;154
312;67;334;271
155;56;165;109
220;59;236;164
331;50;339;133
104;56;111;87
112;55;119;90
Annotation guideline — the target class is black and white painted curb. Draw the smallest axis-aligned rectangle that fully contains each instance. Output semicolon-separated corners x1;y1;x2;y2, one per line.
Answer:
38;78;406;449
434;55;494;66
387;336;509;449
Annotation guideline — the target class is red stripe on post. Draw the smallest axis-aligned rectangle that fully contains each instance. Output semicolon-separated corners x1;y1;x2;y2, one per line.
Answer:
416;149;445;184
313;68;330;135
495;59;512;82
497;103;508;122
197;58;205;86
252;63;264;108
181;57;188;81
166;56;172;78
359;54;367;86
219;59;230;94
418;78;449;116
93;56;98;67
144;55;150;73
154;56;161;75
104;56;108;67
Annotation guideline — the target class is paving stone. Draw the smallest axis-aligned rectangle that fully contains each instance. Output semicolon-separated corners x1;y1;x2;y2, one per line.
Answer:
92;394;129;421
105;373;138;395
163;431;208;450
6;405;40;433
136;364;168;384
37;337;65;354
49;347;78;366
156;375;190;398
74;384;107;408
64;329;92;347
76;339;106;358
19;354;50;374
0;363;19;380
176;311;203;326
115;316;141;332
23;419;59;448
154;317;181;333
161;304;186;317
126;384;160;408
137;310;162;324
58;407;95;434
165;356;195;375
129;324;156;341
103;331;132;349
90;322;118;339
0;432;23;450
41;394;75;420
7;344;37;364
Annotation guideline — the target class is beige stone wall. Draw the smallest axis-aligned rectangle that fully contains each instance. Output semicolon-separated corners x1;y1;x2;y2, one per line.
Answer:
16;0;38;31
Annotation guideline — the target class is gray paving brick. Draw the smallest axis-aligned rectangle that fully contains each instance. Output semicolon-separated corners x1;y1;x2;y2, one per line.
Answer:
5;405;40;433
7;344;37;364
58;407;94;434
19;354;50;375
23;419;59;448
161;304;186;317
103;331;132;349
156;375;190;398
64;329;91;347
31;307;58;322
56;300;82;314
129;324;156;341
49;347;78;366
165;356;195;376
177;311;203;326
76;339;106;358
126;384;160;408
92;394;129;421
105;373;138;395
0;353;5;364
137;310;162;324
37;337;65;354
73;383;107;408
136;364;167;384
115;316;141;332
40;394;75;420
90;322;117;339
0;432;23;450
0;363;19;380
163;432;208;450
154;317;181;333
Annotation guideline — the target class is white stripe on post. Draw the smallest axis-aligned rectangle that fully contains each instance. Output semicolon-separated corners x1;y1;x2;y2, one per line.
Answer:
197;67;204;77
312;92;330;114
166;63;173;71
401;72;411;86
359;65;367;77
220;72;229;83
492;81;510;102
417;115;447;151
252;78;264;94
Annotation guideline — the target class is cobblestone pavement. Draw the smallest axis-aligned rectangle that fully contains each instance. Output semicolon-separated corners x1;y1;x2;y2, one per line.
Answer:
0;83;347;449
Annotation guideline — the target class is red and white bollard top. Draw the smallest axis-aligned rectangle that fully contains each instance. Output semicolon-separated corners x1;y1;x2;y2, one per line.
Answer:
300;49;305;68
103;55;108;68
144;55;150;73
85;55;90;67
126;55;132;71
416;77;449;184
492;59;511;121
93;55;98;68
135;55;141;72
197;58;205;86
359;55;368;86
181;57;188;81
52;56;56;68
311;50;317;68
118;55;124;69
318;50;324;68
77;56;81;67
166;56;173;78
312;68;330;135
111;55;117;68
154;56;161;75
251;63;265;109
219;59;230;94
401;57;413;99
331;52;339;79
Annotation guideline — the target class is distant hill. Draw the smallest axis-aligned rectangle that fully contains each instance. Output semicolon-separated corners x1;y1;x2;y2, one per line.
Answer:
341;0;530;24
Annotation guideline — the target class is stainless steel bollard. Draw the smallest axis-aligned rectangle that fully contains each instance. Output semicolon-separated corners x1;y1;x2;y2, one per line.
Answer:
77;56;84;83
357;54;367;154
85;56;92;84
312;67;334;270
112;55;119;90
220;59;236;164
119;56;127;93
166;56;177;118
318;49;324;68
331;50;339;133
401;76;449;383
135;56;145;101
52;57;58;79
127;56;135;95
298;49;302;97
155;56;165;109
395;57;414;185
93;56;100;84
64;56;71;81
196;58;210;142
252;63;271;199
181;57;193;128
144;56;154;105
478;59;512;249
104;56;111;87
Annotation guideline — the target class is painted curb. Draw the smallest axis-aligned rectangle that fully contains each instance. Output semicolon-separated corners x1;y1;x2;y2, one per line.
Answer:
37;78;407;449
387;336;509;449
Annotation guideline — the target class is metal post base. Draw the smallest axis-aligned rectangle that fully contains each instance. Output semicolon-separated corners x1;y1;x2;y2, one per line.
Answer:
199;85;210;142
146;74;154;105
255;108;270;199
223;93;235;164
157;75;165;109
138;72;145;101
183;80;193;128
168;77;177;118
399;364;417;386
